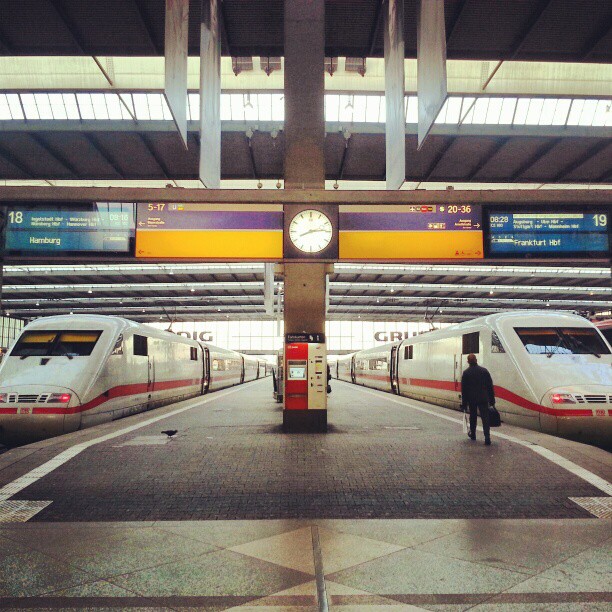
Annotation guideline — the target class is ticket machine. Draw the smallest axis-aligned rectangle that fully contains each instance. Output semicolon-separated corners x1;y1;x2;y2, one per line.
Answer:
283;333;327;431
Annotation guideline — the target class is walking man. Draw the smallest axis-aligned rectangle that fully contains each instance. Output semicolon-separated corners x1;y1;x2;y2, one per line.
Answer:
461;353;495;445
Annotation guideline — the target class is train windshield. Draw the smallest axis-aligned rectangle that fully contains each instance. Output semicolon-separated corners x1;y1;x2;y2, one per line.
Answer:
11;330;102;358
514;327;610;357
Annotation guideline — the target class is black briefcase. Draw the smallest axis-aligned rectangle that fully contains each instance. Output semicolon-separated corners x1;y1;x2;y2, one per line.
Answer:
489;405;501;427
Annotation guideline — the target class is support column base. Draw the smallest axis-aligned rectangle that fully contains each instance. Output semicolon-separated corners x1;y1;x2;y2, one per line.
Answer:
283;410;327;433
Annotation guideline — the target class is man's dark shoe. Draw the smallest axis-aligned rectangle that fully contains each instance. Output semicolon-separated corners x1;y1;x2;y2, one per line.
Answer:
485;438;491;445
468;432;476;440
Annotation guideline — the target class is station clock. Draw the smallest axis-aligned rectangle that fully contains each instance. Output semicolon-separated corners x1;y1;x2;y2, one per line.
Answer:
283;204;339;260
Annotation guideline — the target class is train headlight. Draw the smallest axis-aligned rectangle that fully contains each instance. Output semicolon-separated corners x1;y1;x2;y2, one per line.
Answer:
0;393;6;403
551;393;576;404
48;393;72;404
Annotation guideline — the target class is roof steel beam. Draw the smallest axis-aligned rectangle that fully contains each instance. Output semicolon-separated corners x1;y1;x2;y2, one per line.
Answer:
552;140;612;183
366;0;385;57
2;282;262;294
446;0;470;46
424;136;455;181
465;137;511;182
332;264;611;280
138;133;171;179
28;133;80;178
580;22;612;60
47;0;87;54
3;264;265;277
331;282;611;296
132;0;162;55
0;143;33;178
510;138;562;182
81;133;126;179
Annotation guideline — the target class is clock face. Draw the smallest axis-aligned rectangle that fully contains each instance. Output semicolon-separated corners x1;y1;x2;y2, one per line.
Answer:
288;209;333;253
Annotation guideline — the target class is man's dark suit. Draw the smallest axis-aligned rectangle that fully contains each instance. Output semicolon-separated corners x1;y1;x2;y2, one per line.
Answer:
461;363;495;441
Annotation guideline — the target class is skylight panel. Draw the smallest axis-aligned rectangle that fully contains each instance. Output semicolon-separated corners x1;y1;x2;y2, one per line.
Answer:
146;93;165;120
525;98;544;125
605;101;612;127
460;97;476;124
243;93;257;121
47;93;67;120
188;93;200;120
162;96;173;120
379;97;386;123
271;94;284;121
0;94;11;120
132;93;150;120
76;93;94;120
230;93;244;121
551;98;571;125
257;93;272;121
539;98;557;125
62;93;79;119
578;99;598;126
485;98;503;124
90;93;109;120
406;96;418;123
353;95;367;122
434;98;447;123
513;98;530;125
591;100;609;127
445;97;462;124
220;94;231;120
498;98;516;124
338;95;354;122
117;94;135;120
104;94;123;120
326;94;340;121
34;93;53;119
364;95;380;122
471;97;489;124
567;99;584;125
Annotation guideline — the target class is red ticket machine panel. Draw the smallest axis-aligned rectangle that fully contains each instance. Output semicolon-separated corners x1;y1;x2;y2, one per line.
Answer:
284;343;308;410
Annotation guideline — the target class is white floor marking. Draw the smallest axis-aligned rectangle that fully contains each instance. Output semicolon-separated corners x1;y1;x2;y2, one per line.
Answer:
355;383;612;497
0;383;254;503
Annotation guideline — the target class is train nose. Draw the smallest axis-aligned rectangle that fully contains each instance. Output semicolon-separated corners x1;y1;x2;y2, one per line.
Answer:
0;385;81;445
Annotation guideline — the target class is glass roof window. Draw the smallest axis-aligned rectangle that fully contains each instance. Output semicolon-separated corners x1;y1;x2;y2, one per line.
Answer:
0;92;610;128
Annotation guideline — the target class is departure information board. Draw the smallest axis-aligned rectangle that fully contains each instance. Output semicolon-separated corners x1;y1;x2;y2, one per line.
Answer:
487;211;609;257
136;203;283;259
339;204;483;260
4;204;135;253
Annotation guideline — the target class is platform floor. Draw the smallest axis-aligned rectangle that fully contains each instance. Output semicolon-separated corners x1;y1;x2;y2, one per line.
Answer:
0;378;610;610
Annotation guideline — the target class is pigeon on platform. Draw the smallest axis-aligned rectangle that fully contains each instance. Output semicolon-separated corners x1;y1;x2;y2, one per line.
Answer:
161;430;178;438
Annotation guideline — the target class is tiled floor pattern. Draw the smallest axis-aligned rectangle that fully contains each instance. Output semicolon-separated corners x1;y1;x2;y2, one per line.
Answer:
0;519;610;610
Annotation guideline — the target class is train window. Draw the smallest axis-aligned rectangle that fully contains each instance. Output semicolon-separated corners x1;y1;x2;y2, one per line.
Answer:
462;332;479;354
404;345;413;359
133;334;148;356
515;327;611;356
190;346;198;361
11;330;102;357
491;331;506;354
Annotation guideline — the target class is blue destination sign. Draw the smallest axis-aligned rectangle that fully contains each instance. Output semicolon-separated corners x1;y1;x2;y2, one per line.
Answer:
5;206;134;253
488;212;609;256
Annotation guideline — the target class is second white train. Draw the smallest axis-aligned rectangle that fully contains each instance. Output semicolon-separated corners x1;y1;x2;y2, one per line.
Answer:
334;311;612;448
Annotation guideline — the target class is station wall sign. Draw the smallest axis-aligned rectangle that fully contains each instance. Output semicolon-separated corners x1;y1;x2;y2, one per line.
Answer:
3;203;134;254
486;210;609;258
135;203;283;259
339;204;483;260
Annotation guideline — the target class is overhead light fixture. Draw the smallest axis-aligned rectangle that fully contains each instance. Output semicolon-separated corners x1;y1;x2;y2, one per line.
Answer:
243;93;253;109
88;289;92;294
190;288;195;292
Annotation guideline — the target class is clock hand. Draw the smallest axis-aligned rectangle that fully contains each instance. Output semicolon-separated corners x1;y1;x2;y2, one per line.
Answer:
299;226;330;237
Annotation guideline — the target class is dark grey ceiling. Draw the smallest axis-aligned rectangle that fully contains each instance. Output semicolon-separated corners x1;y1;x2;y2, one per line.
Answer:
0;0;610;62
0;127;610;183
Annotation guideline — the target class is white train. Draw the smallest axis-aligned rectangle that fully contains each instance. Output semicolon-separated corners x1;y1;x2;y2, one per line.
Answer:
334;311;612;448
0;315;269;445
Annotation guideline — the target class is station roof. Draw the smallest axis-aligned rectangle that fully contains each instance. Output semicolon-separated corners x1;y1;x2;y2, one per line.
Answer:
1;1;611;63
2;263;610;325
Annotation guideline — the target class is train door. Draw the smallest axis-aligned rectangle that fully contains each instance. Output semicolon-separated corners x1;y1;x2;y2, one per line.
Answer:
202;346;210;394
453;354;463;395
390;346;399;394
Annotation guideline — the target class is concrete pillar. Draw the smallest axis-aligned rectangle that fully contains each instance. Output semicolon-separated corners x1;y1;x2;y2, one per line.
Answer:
283;0;327;432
